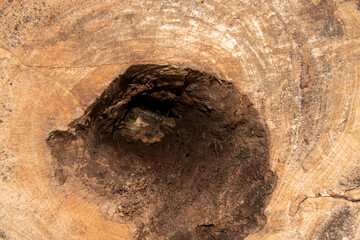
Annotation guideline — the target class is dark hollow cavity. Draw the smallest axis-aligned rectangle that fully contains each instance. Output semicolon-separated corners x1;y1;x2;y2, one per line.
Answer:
46;64;276;239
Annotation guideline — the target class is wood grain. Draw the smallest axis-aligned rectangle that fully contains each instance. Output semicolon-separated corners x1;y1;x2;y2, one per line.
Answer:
1;0;360;239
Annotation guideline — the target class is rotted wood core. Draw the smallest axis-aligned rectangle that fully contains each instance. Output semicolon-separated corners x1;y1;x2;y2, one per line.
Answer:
46;64;276;239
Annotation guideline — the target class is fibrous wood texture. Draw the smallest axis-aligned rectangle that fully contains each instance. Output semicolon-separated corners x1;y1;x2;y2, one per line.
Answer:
0;0;360;239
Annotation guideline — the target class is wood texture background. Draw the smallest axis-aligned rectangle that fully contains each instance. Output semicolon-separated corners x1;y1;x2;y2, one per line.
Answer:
0;0;360;239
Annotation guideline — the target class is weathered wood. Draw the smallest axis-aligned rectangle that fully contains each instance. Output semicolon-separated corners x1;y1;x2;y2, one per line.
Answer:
0;0;360;239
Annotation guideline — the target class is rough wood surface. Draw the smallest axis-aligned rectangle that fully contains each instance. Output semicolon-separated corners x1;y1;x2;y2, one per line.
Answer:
0;0;360;239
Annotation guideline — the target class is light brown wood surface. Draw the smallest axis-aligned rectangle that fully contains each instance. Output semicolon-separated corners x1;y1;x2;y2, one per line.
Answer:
1;0;360;239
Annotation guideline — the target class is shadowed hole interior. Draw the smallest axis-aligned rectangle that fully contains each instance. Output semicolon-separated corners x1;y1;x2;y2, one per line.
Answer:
46;64;276;240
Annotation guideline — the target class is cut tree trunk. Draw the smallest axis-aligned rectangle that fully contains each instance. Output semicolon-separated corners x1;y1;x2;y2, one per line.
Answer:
1;0;360;239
